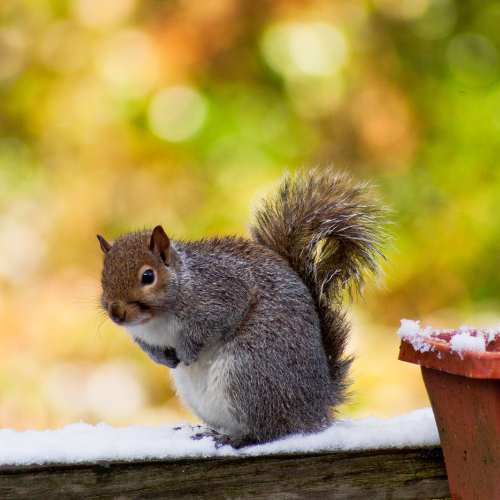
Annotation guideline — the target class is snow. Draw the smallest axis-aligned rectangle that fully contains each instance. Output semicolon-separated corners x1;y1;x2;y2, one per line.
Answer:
0;408;439;466
397;319;436;353
449;332;486;354
397;319;500;358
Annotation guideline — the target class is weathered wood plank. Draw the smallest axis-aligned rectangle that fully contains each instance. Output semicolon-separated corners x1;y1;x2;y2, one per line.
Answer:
0;447;450;500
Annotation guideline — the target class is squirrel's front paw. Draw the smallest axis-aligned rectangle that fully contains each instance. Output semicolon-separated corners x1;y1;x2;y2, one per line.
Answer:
135;339;180;368
156;347;181;368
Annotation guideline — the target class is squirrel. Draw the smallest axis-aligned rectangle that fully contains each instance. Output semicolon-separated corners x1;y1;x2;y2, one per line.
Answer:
97;170;388;449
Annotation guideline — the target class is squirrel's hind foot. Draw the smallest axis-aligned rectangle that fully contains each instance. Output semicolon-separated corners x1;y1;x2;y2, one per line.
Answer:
191;429;258;449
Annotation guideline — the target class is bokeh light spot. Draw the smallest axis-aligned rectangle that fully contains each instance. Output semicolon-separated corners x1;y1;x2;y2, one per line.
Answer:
97;30;160;98
0;28;26;81
289;23;347;76
86;360;146;419
0;215;46;283
261;22;348;78
74;0;136;29
148;86;207;142
44;363;88;415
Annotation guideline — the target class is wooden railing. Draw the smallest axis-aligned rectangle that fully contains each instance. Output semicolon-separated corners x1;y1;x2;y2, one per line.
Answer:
0;445;450;499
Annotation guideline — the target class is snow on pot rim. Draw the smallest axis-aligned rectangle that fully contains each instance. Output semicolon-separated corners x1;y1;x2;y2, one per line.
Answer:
398;319;500;378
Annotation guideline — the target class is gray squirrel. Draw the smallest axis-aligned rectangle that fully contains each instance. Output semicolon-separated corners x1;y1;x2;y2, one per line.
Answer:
97;170;388;448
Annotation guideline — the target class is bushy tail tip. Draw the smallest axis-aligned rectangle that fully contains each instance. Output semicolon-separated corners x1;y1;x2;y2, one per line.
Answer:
249;169;390;306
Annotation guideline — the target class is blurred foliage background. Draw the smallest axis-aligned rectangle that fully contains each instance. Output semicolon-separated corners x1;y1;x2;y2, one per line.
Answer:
1;0;500;431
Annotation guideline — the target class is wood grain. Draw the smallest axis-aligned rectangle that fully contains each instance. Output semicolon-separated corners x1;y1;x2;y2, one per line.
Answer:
0;447;450;500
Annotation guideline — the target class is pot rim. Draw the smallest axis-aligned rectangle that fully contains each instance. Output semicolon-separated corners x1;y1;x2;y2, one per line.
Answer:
399;338;500;378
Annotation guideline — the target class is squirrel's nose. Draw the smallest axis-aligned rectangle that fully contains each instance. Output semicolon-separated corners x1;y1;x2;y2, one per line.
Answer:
109;303;127;324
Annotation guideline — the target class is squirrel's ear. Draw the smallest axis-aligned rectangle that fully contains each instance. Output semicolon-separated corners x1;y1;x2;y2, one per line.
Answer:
149;225;171;264
97;235;111;254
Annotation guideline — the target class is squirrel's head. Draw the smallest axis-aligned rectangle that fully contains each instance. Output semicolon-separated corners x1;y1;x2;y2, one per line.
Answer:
97;225;179;327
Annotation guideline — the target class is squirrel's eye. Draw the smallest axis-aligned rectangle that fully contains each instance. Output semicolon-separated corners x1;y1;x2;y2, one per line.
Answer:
141;269;155;285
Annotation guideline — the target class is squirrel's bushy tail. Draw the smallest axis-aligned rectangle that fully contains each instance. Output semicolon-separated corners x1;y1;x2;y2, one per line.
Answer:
249;169;389;410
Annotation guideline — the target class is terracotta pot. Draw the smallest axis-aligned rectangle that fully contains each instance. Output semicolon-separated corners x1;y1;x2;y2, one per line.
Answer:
399;328;500;500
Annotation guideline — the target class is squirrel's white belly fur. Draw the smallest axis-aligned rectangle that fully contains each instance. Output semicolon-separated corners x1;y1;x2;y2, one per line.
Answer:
172;342;244;435
126;317;243;435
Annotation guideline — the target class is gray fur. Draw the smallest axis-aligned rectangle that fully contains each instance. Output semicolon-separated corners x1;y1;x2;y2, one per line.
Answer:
98;170;388;448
